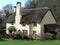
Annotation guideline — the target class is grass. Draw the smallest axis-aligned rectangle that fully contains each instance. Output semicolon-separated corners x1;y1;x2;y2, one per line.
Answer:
0;40;60;45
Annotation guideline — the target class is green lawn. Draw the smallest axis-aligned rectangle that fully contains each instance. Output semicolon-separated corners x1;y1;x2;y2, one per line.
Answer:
0;40;60;45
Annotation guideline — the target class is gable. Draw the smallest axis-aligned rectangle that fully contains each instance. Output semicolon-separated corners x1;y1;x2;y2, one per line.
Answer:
41;10;56;24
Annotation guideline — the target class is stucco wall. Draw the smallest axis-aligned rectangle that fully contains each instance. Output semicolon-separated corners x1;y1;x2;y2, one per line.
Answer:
32;23;44;39
6;23;14;34
6;23;30;36
14;24;30;36
33;23;41;35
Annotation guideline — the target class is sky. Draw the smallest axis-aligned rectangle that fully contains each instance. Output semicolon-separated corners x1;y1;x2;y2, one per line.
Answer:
0;0;28;9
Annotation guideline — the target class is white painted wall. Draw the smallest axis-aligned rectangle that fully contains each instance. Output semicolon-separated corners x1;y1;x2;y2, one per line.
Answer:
14;24;30;36
33;23;41;35
6;23;14;34
15;2;21;24
6;23;30;36
32;23;44;39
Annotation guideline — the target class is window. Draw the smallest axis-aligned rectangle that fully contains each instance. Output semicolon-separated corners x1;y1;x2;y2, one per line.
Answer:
22;22;26;26
18;30;22;34
33;31;36;34
23;23;25;26
9;30;12;33
33;22;37;26
11;22;14;25
18;30;21;32
23;30;27;35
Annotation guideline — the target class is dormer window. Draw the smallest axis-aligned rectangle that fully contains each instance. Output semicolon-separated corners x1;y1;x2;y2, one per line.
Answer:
33;22;37;26
22;22;26;26
11;22;14;25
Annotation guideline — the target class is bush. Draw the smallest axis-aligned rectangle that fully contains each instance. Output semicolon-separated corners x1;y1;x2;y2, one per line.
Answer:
22;35;28;40
14;34;22;39
45;32;55;40
56;32;60;40
0;34;2;40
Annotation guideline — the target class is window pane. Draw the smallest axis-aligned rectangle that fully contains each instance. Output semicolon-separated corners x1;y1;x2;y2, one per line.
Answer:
33;22;37;26
33;31;36;34
23;30;27;35
23;23;25;26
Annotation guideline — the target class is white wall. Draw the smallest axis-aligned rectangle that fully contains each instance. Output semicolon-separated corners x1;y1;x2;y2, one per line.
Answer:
31;23;44;39
6;23;14;34
33;23;41;35
14;24;30;36
6;23;30;36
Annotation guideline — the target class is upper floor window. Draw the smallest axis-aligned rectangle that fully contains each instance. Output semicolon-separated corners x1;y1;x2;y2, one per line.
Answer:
22;22;26;26
11;22;14;25
33;22;37;26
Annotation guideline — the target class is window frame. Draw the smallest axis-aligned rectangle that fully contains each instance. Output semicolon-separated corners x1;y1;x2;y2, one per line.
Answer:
33;31;36;35
33;22;37;27
23;30;27;35
22;22;26;26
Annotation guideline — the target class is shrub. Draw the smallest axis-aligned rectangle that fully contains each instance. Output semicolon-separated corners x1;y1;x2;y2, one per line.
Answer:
14;34;22;39
22;34;28;40
0;34;2;40
56;32;60;40
45;32;55;40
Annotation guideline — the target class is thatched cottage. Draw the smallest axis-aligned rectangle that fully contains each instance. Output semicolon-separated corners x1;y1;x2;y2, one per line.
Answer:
6;2;58;40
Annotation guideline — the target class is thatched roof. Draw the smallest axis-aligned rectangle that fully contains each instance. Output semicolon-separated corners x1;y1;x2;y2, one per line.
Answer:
6;7;56;24
6;13;15;23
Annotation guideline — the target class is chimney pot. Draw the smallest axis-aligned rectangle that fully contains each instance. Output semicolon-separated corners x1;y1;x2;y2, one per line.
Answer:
14;6;16;12
17;2;21;4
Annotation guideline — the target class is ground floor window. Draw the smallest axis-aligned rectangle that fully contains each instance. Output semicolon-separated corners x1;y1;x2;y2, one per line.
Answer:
9;30;12;33
33;31;36;34
23;30;27;35
33;31;36;39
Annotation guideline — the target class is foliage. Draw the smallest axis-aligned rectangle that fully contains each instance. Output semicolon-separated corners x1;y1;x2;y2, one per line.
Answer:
56;32;60;40
0;34;2;40
14;34;22;39
22;34;29;40
25;0;36;9
3;4;13;16
8;33;29;40
45;32;56;40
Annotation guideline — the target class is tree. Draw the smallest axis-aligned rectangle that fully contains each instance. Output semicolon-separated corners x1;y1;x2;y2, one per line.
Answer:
25;0;36;9
0;4;13;30
3;4;13;18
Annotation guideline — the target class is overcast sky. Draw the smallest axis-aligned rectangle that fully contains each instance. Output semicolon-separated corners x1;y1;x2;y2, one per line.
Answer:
0;0;27;9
